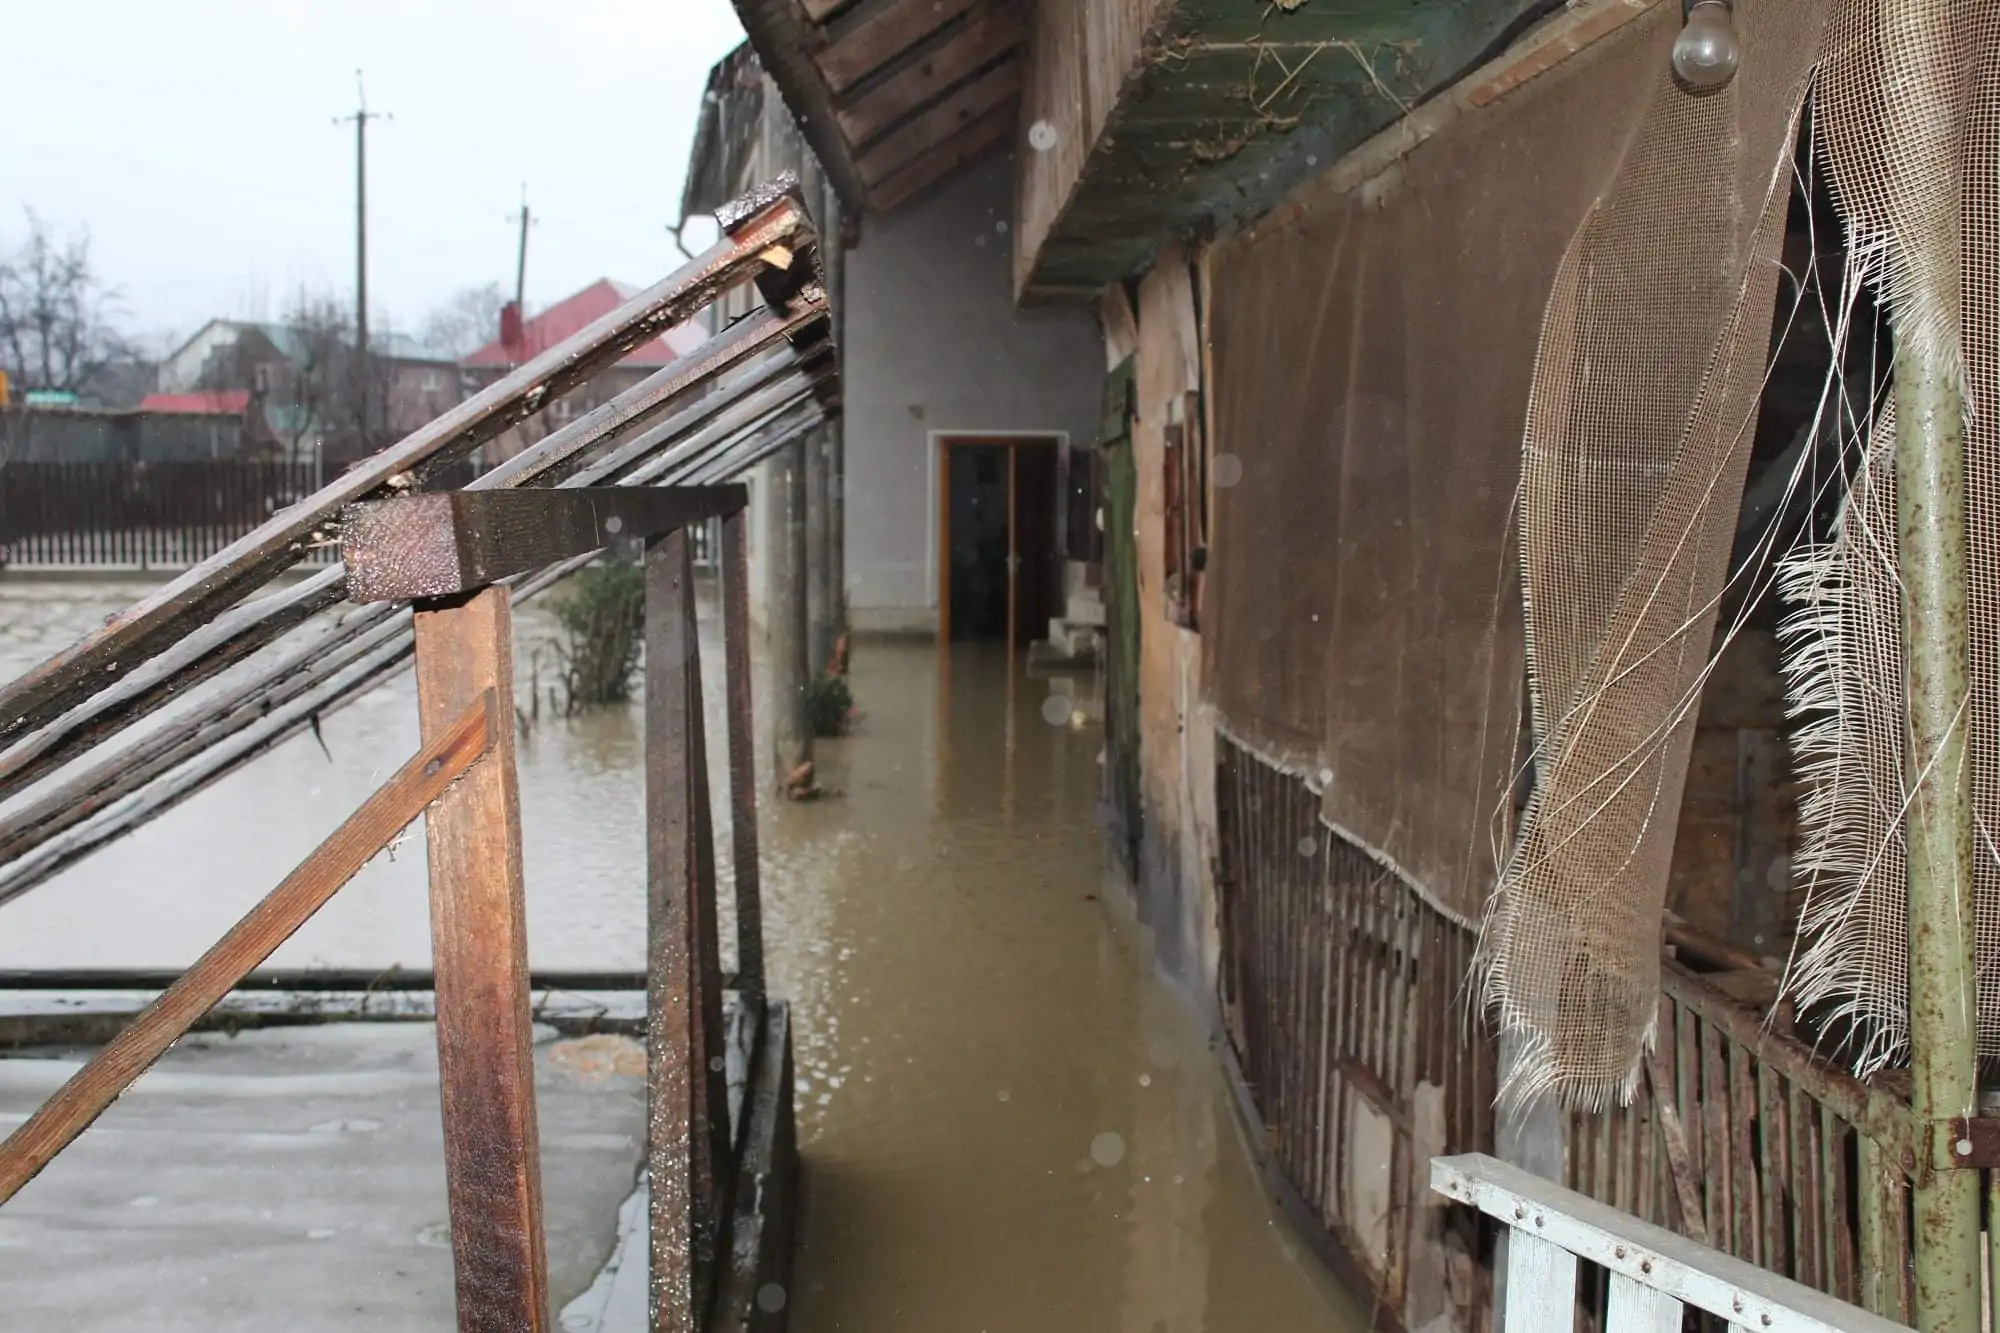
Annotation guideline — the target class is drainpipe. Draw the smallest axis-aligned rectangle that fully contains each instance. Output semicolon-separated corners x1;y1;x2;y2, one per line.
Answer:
1885;3;1979;1328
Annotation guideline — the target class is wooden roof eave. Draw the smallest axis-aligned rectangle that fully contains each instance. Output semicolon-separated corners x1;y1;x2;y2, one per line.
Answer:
728;0;872;216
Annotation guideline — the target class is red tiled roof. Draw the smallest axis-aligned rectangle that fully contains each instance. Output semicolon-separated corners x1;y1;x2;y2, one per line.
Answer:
463;279;709;369
139;390;251;415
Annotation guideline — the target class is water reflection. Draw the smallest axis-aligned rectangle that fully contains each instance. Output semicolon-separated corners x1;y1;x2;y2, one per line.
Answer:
0;578;1362;1332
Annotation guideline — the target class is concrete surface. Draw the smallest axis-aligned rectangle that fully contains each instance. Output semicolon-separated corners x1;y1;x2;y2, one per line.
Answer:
0;1023;646;1332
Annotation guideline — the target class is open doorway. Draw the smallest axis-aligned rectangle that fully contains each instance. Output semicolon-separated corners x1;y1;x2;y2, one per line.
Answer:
937;435;1062;645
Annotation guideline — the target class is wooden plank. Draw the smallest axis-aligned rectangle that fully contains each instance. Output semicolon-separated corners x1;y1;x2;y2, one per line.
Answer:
1503;1228;1579;1333
0;693;494;1207
835;0;1025;145
0;192;813;751
1828;1111;1856;1303
645;529;734;1332
345;485;745;601
816;0;982;93
720;509;765;1006
1730;1045;1757;1263
1790;1084;1821;1292
855;60;1021;187
1609;1271;1686;1333
1702;1019;1730;1249
413;585;550;1333
1760;1064;1790;1276
1434;1155;1910;1333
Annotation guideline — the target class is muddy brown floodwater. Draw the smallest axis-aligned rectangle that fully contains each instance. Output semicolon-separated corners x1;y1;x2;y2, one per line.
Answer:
0;576;1364;1333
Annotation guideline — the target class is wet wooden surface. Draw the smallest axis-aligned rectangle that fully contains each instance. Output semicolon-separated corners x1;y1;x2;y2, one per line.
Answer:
344;485;744;601
645;530;734;1332
414;586;551;1333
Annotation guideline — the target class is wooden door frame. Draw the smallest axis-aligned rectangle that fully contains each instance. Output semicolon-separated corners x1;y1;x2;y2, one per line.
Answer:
931;431;1066;644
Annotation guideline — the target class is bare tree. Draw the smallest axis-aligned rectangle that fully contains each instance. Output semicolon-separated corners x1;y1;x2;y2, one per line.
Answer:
421;282;508;359
0;210;134;397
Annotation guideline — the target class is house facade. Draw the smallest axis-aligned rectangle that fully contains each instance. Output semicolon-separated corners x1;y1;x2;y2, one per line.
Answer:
157;319;460;465
716;0;1999;1328
685;39;1101;650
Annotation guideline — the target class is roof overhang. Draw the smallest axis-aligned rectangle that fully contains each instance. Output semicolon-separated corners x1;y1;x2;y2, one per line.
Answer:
1013;0;1566;301
728;0;1027;216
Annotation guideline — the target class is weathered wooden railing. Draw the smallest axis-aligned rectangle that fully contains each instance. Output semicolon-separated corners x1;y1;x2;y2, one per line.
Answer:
1433;1153;1909;1333
1213;729;1983;1331
0;172;836;1332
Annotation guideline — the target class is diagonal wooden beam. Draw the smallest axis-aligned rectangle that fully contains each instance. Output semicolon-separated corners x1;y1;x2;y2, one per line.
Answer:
0;189;814;752
0;691;494;1208
835;0;1024;147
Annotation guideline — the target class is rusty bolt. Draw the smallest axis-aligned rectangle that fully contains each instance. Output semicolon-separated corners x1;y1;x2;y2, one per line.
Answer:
1514;1207;1526;1221
1614;1246;1627;1260
1761;1316;1773;1327
424;759;442;777
1533;1215;1545;1229
1641;1260;1653;1275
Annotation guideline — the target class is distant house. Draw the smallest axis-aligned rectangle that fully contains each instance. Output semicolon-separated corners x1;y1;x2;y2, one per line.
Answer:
461;279;710;465
156;319;459;466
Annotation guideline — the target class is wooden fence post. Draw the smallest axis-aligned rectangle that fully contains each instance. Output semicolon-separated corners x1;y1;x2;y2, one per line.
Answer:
647;528;733;1332
721;508;765;1007
413;585;552;1333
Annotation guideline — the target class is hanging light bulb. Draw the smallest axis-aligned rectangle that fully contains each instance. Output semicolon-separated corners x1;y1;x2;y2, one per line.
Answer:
1672;0;1741;91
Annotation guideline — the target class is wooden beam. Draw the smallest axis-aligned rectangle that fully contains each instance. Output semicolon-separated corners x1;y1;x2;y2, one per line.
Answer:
344;486;746;601
720;509;766;1006
0;189;813;751
868;99;1015;212
856;60;1021;186
0;693;493;1208
800;0;858;22
834;1;1024;147
816;0;982;94
414;586;550;1333
645;529;734;1331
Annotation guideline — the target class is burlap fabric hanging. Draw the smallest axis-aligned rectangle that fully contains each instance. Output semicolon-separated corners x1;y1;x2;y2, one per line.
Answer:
1484;0;1832;1109
1776;0;2000;1077
1205;8;1669;927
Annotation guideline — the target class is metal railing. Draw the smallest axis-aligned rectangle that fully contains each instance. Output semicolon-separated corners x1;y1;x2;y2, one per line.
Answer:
1433;1152;1909;1333
0;172;838;1332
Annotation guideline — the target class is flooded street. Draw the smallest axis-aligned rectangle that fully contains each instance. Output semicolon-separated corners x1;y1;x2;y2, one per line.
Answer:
0;575;1362;1333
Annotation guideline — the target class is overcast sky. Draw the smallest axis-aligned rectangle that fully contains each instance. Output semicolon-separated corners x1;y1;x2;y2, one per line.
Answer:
2;0;749;353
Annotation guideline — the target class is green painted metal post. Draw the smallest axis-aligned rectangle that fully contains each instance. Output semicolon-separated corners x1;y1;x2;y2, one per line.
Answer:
1886;1;1981;1326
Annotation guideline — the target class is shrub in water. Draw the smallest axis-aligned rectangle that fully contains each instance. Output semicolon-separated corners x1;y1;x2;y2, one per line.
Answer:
549;560;645;713
805;673;852;738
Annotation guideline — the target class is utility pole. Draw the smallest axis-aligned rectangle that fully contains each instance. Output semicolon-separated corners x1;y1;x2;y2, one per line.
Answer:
510;186;533;314
336;71;389;454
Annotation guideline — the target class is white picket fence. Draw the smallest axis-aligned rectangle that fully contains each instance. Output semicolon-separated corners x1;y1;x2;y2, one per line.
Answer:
1431;1153;1911;1333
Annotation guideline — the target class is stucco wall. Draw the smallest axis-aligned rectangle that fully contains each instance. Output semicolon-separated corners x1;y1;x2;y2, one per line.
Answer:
842;153;1101;633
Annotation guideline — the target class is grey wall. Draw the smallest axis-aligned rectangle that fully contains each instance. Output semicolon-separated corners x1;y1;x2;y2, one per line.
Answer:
843;153;1102;633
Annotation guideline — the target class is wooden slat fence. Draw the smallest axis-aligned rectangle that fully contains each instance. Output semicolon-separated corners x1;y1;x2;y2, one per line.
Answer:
0;461;330;568
1216;733;1498;1329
